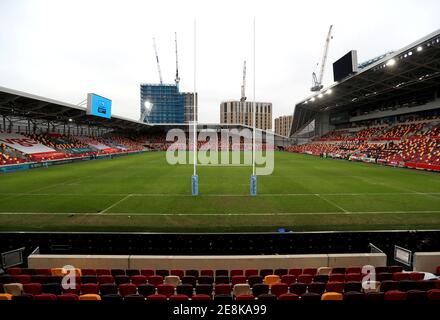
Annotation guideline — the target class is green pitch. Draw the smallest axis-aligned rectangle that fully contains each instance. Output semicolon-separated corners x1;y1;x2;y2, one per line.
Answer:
0;151;439;232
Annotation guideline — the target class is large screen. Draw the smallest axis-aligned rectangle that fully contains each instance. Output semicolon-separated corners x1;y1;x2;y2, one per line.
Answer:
87;93;112;119
333;50;358;82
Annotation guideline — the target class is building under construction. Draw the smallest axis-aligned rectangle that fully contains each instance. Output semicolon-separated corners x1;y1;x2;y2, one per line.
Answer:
140;33;197;124
219;60;272;130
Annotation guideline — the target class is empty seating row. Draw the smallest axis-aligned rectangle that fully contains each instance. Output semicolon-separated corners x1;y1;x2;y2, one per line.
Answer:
1;289;440;301
4;265;406;278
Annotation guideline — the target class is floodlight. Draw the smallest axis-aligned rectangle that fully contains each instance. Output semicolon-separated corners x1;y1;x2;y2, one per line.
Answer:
417;46;423;52
144;101;152;109
386;58;396;67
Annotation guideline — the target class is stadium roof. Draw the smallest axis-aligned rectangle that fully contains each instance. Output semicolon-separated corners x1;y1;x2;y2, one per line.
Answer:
0;86;286;138
0;86;148;130
291;29;440;136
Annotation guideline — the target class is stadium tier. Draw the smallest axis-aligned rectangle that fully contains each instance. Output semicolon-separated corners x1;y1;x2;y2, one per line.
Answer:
1;266;440;301
287;115;440;170
0;131;148;165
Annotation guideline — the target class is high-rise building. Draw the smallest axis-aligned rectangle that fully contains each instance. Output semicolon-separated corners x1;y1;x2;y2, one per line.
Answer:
183;92;198;122
220;101;272;131
140;84;184;123
140;84;197;124
274;115;293;137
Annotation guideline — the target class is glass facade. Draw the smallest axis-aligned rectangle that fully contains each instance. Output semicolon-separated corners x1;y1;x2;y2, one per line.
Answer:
140;84;184;123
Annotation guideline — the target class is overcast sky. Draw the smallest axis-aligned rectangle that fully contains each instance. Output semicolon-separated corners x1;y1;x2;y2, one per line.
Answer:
1;0;439;124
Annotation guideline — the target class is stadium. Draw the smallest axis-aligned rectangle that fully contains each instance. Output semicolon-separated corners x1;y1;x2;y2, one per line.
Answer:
1;2;440;315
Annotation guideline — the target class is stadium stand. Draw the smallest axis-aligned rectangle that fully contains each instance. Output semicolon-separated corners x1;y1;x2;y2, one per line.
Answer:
287;114;440;171
1;266;439;301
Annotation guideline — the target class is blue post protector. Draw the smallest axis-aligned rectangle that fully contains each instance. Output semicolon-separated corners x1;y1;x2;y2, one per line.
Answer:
250;174;257;196
192;175;199;196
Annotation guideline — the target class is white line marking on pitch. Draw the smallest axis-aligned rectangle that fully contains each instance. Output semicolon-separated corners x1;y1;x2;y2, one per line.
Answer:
99;194;132;214
0;210;440;216
0;192;439;197
314;194;349;213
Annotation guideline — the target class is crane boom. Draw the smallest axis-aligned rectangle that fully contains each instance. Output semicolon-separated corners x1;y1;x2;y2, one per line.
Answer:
175;32;180;87
240;60;247;102
153;37;163;85
311;25;333;92
318;25;333;84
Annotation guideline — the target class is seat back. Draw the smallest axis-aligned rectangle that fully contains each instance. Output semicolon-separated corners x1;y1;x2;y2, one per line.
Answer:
232;284;251;297
263;275;280;287
321;292;343;300
164;276;180;287
79;294;101;300
3;283;23;296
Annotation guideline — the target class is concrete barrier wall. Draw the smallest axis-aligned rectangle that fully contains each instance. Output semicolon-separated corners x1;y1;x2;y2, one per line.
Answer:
413;252;440;273
327;253;387;268
28;253;386;270
28;254;130;269
129;254;328;270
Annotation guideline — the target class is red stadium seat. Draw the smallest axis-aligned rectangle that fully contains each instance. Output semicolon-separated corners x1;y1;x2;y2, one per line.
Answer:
297;274;313;284
325;281;344;293
131;275;147;286
97;275;114;284
157;284;175;297
191;294;211;301
147;294;167;301
427;289;440;300
57;293;79;301
169;294;189;301
147;275;163;287
231;276;247;285
230;270;244;277
245;269;259;277
409;272;425;281
278;293;299;300
140;269;155;277
200;270;214;277
23;283;42;295
170;269;184;278
13;275;31;284
96;269;111;276
329;274;345;282
80;283;99;295
214;284;232;295
270;283;288;297
280;275;297;285
393;272;410;281
288;268;302;276
235;294;255;301
34;294;57;300
118;283;137;297
345;273;362;282
81;269;97;276
302;268;317;276
384;290;407;301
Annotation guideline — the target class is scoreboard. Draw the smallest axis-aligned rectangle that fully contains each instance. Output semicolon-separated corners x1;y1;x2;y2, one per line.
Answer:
87;93;112;119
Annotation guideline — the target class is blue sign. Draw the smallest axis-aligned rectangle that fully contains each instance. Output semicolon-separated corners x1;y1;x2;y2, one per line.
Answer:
87;93;112;119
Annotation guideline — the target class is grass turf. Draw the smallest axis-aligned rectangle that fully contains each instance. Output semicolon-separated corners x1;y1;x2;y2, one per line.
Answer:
0;151;439;232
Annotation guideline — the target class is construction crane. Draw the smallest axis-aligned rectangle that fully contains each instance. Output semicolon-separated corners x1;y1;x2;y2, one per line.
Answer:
174;32;180;87
240;60;247;102
153;37;163;85
311;25;333;92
